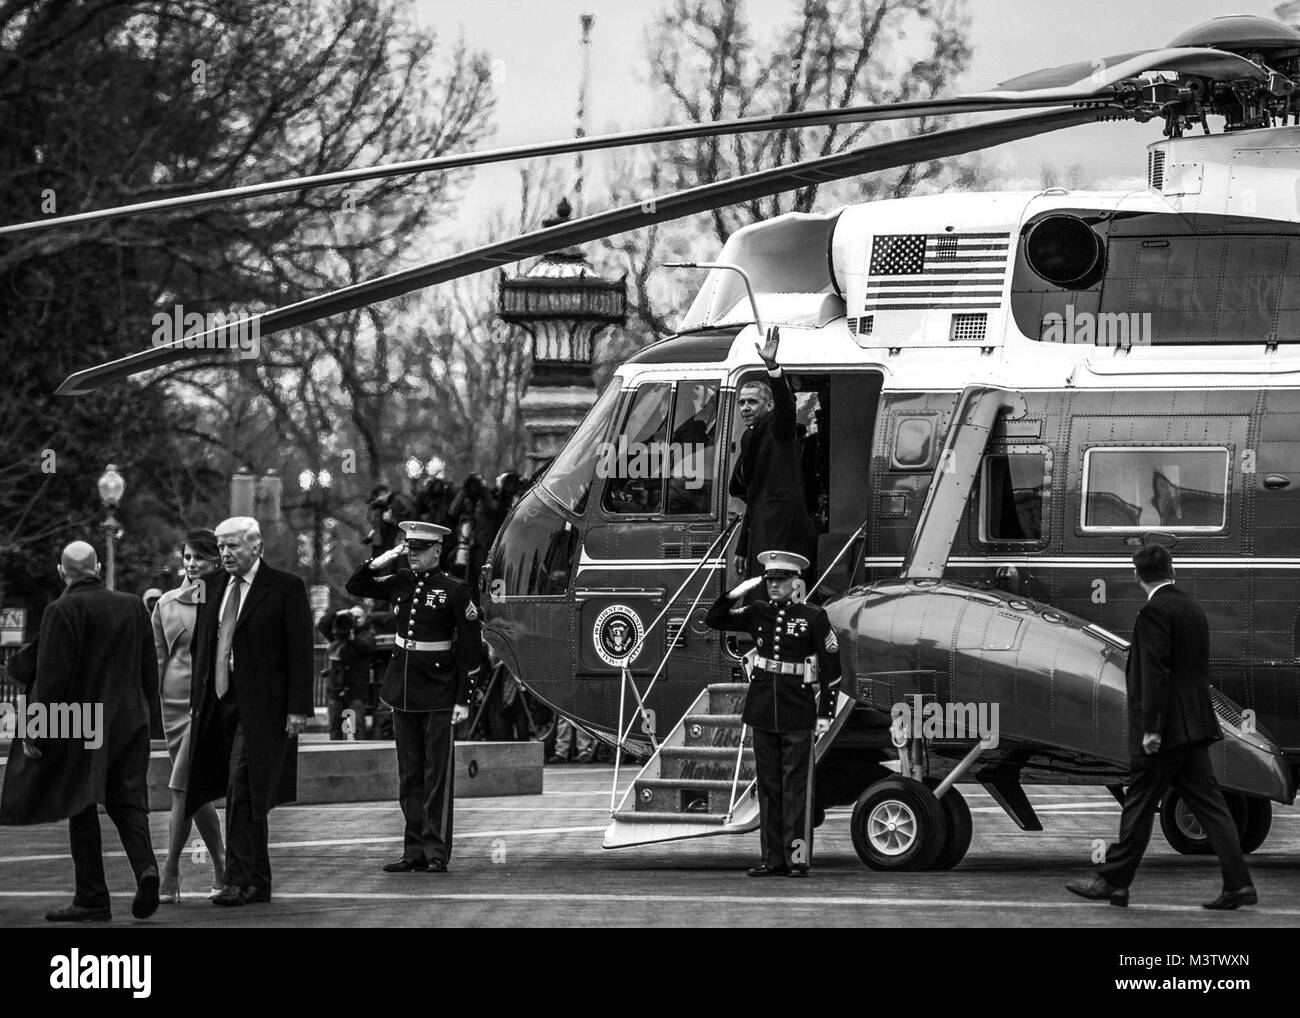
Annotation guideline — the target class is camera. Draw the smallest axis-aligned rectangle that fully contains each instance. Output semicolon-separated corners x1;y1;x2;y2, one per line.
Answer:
331;610;357;638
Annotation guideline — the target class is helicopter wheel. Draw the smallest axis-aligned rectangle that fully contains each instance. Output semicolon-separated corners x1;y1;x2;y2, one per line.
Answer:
1159;789;1249;856
1238;797;1272;855
922;777;973;871
850;777;947;871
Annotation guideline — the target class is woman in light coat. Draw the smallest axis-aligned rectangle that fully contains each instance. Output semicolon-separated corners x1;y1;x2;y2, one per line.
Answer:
152;528;226;901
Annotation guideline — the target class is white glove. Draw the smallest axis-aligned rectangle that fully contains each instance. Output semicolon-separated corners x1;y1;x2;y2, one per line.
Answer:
371;542;406;569
728;576;764;599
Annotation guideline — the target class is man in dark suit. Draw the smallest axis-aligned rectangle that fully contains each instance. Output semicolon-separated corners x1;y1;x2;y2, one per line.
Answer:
1067;544;1255;909
729;327;817;584
187;517;314;906
0;541;161;922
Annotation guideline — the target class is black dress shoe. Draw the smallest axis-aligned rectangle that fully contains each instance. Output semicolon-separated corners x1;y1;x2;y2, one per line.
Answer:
787;866;809;878
45;903;111;922
1066;876;1129;907
1202;886;1258;910
426;860;448;873
382;858;428;873
210;885;246;907
244;886;272;904
132;868;160;919
747;865;789;877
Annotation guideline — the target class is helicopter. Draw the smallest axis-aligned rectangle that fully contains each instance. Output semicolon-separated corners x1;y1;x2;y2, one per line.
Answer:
29;14;1300;871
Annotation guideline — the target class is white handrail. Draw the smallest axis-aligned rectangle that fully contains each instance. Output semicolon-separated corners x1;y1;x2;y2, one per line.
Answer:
609;517;741;814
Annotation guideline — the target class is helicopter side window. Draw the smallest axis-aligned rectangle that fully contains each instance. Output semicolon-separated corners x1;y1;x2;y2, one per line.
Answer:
891;416;938;470
980;452;1046;543
665;380;719;515
602;382;672;514
1082;447;1229;532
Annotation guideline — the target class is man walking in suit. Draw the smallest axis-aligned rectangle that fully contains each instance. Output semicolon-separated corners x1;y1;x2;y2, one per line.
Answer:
0;542;161;922
1067;544;1255;909
186;517;314;906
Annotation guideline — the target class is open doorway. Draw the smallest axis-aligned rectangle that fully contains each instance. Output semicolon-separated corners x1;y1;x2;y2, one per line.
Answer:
726;369;883;600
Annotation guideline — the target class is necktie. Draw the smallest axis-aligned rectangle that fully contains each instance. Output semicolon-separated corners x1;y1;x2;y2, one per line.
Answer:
214;575;242;699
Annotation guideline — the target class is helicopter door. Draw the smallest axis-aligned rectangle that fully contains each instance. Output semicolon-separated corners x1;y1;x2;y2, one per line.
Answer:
574;377;725;732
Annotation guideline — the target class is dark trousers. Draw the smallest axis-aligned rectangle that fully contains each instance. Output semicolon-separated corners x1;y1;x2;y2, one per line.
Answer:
215;694;273;893
70;802;157;910
751;727;814;870
1099;741;1251;891
393;708;455;864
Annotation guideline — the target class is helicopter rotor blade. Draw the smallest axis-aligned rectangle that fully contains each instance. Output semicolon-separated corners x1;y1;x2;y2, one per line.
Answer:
56;104;1125;396
969;45;1270;100
5;94;1115;239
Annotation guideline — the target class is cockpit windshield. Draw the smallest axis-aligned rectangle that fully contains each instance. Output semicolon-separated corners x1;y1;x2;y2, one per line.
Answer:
537;380;621;515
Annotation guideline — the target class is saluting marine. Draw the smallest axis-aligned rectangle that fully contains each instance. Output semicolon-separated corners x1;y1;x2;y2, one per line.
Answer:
704;550;842;877
346;520;481;873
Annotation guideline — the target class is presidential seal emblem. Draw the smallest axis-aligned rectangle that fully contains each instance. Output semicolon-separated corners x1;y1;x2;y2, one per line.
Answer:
593;604;645;667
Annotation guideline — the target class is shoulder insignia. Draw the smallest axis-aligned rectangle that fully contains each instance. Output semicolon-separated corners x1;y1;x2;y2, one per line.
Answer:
465;601;479;621
824;630;838;653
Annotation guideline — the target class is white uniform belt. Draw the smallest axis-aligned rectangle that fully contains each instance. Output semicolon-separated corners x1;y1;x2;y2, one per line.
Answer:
396;636;453;652
754;656;805;675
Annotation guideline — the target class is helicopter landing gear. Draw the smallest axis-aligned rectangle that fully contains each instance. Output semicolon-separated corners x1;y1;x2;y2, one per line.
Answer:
850;776;947;871
848;736;984;871
1158;788;1262;855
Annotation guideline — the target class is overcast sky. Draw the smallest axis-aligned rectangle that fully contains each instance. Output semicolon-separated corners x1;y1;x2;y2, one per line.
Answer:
415;0;1278;230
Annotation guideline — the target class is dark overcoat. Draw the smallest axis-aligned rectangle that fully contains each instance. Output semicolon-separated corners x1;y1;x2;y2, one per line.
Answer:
0;578;157;825
185;562;314;820
729;369;818;576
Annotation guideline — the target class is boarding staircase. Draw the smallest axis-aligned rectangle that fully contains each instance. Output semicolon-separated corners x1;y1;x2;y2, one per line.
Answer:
603;511;863;850
604;682;760;846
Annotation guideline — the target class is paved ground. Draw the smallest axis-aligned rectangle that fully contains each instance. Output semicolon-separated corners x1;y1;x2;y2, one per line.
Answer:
1;766;1296;928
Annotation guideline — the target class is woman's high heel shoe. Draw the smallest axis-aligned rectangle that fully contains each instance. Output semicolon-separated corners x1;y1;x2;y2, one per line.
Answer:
158;873;182;904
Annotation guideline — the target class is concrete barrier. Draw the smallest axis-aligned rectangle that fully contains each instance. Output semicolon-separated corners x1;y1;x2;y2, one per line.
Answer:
0;739;543;812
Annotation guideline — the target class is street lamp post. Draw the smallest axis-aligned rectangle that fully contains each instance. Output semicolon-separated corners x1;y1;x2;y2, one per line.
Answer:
298;469;333;585
96;464;126;591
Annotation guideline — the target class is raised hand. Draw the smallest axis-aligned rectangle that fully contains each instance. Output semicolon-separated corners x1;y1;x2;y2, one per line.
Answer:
754;325;780;369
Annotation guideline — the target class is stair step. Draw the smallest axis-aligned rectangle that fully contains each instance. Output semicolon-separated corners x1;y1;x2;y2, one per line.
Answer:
611;810;730;826
634;776;754;816
658;745;755;781
706;683;750;714
682;714;748;748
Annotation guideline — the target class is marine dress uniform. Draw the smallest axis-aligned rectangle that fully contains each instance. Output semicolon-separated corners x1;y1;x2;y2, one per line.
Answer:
704;550;841;876
346;521;481;872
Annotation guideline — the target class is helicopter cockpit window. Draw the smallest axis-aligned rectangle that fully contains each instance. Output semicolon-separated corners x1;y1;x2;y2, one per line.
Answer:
980;452;1046;543
537;380;621;515
602;382;673;514
1082;447;1229;532
601;380;720;517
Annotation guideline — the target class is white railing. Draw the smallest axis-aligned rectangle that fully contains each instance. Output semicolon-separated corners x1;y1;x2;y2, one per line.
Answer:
609;516;742;814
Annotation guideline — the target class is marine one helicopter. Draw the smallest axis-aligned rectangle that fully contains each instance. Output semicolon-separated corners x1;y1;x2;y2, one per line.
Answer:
27;14;1300;871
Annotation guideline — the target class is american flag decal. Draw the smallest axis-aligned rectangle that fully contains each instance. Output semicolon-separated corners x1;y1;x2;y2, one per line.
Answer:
865;232;1010;312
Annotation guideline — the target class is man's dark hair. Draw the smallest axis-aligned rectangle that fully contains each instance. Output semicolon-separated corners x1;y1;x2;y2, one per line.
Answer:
1133;544;1174;584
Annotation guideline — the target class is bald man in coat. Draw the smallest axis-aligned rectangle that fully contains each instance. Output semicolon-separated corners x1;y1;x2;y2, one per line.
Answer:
0;542;161;922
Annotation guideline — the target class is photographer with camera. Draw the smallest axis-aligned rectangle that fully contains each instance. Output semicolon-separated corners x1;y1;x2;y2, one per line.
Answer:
318;606;377;741
364;484;415;559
